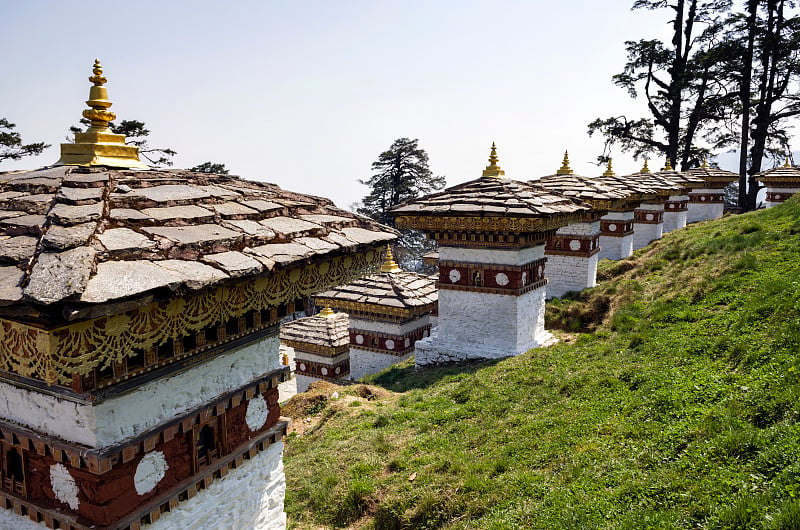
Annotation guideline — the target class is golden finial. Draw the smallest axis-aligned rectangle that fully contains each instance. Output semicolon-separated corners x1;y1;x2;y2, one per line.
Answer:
556;150;573;175
482;142;505;178
784;156;791;168
602;158;615;177
701;156;709;169
663;158;673;171
56;59;148;169
319;306;336;318
640;158;650;173
380;245;402;273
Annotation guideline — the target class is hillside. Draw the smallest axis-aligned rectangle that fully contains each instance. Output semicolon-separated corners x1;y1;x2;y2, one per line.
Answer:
283;197;800;529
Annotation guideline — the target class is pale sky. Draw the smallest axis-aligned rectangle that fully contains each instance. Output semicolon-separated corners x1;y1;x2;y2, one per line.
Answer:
0;1;775;209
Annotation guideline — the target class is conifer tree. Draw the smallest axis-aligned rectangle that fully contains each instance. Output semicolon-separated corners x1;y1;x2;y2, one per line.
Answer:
0;118;49;163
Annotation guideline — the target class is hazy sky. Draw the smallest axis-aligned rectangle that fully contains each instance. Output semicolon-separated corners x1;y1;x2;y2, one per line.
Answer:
0;1;754;209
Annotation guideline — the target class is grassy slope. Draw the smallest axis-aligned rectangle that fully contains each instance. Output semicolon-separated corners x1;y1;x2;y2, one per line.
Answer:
284;197;800;529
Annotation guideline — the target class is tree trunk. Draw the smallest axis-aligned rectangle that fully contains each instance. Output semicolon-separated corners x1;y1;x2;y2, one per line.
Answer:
739;1;758;211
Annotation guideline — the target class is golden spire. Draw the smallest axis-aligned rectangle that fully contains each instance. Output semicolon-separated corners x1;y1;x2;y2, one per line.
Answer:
663;158;673;171
482;142;505;178
640;158;650;173
380;245;402;273
701;156;709;168
602;158;615;177
784;156;792;168
318;306;336;318
556;150;573;175
56;59;148;169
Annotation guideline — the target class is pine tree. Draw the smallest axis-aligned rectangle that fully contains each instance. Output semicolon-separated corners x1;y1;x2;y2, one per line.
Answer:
0;118;49;163
190;162;229;174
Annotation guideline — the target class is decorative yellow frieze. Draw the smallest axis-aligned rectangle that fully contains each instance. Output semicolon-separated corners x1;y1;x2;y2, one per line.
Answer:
0;250;380;386
395;212;590;234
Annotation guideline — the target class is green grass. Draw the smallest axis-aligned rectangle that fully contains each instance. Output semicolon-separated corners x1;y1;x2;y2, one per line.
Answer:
284;196;800;529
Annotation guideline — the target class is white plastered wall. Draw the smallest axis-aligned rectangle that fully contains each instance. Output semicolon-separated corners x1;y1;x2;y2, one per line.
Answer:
599;211;634;261
545;254;599;299
0;335;281;449
349;350;414;380
632;204;664;250
687;189;724;223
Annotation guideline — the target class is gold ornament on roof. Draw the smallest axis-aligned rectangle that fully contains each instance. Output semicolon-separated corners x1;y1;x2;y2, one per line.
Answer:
482;142;505;177
602;158;615;177
701;157;709;168
663;159;673;171
380;245;402;273
319;306;336;318
556;150;573;175
640;158;650;173
784;156;792;168
56;59;148;169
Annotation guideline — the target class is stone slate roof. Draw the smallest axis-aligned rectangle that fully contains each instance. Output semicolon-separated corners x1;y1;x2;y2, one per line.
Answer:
315;270;437;312
530;174;632;205
389;176;590;218
685;166;739;184
280;312;350;348
606;172;682;197
0;166;395;311
756;165;800;184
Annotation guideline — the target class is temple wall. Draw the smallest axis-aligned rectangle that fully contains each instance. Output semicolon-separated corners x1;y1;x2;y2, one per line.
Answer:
0;334;281;449
632;222;663;250
146;441;286;530
545;254;599;299
415;284;549;367
349;350;414;380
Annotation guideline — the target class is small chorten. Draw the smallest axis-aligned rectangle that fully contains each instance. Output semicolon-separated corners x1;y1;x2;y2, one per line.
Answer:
556;150;574;175
602;158;615;177
380;245;402;273
640;158;650;173
482;142;505;178
318;306;336;318
701;157;709;169
663;158;673;171
56;59;148;169
785;156;792;168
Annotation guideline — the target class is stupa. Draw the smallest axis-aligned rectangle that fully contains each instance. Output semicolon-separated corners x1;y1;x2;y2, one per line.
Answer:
756;158;800;208
280;308;351;393
314;246;437;379
390;144;590;366
0;61;394;530
684;160;738;221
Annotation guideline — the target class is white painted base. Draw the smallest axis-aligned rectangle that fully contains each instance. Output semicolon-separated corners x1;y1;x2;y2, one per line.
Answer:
146;441;286;530
415;286;550;367
663;210;687;233
598;235;633;260
687;201;723;223
429;315;438;328
0;334;281;449
349;349;414;380
545;254;598;300
0;509;50;529
295;374;318;394
632;222;663;250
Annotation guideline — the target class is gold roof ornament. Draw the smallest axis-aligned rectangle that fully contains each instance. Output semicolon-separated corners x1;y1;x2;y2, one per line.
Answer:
640;158;650;173
380;245;402;273
482;142;505;178
784;156;792;168
56;59;148;169
318;306;336;318
556;150;573;175
701;156;709;168
663;158;673;171
602;158;615;177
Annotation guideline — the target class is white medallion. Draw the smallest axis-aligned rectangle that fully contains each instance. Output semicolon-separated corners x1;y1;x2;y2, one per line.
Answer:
521;271;527;284
405;337;410;347
355;334;364;345
385;339;395;350
608;223;617;232
245;394;269;431
646;213;654;221
133;451;168;496
495;272;509;286
569;239;581;251
50;463;79;509
321;367;328;375
299;363;306;371
449;269;461;283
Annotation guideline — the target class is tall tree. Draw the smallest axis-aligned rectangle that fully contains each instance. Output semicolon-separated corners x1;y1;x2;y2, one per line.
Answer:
70;118;176;167
588;0;733;169
0;118;49;163
190;161;229;174
358;138;445;271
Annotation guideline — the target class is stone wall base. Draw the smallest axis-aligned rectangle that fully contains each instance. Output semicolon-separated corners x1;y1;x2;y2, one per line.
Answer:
598;234;633;261
663;210;688;233
687;202;723;224
349;350;414;380
632;223;663;250
545;254;599;299
414;327;554;368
